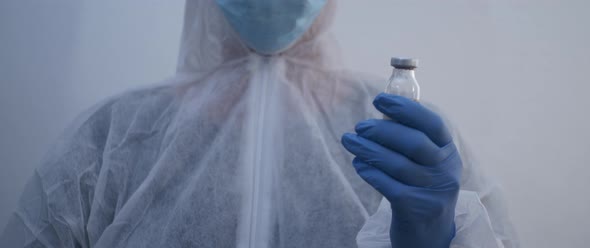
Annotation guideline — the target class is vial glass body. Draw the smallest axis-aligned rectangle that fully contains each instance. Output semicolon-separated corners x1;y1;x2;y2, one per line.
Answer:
383;67;420;120
384;68;420;101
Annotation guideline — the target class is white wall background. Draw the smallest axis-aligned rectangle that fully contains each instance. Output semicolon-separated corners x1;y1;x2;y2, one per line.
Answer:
1;0;588;247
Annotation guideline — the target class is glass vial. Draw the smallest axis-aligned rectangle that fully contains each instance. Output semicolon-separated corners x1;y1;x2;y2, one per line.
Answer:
384;57;420;119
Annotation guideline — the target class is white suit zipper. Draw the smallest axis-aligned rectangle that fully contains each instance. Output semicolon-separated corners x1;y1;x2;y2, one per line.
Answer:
237;55;281;248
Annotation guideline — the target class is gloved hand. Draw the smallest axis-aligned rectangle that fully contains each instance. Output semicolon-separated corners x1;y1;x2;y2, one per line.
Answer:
341;93;462;248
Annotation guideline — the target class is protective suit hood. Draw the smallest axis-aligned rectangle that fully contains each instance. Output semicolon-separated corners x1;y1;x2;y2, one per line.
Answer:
176;0;338;77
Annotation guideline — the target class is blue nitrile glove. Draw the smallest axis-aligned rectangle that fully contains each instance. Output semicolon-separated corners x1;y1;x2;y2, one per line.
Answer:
341;93;462;248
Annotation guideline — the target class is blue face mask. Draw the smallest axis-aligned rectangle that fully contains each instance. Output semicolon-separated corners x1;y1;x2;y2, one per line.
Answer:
214;0;328;55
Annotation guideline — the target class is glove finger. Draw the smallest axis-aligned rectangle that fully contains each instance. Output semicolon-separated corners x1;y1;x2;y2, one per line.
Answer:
355;119;446;165
373;93;452;147
352;157;407;201
342;133;434;187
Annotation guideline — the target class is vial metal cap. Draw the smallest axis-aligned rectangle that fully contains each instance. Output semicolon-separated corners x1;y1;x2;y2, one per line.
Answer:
391;57;418;69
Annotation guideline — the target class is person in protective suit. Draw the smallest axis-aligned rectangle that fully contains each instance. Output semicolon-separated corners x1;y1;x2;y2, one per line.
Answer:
1;0;518;247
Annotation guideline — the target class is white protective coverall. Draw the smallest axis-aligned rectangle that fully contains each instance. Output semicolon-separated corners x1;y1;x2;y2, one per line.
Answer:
1;1;518;247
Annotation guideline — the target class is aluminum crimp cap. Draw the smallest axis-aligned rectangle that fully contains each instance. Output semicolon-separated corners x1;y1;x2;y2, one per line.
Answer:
391;57;418;69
